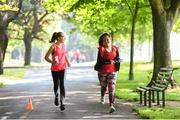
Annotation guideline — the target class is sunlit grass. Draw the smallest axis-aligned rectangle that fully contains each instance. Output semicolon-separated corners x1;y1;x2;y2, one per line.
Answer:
0;82;3;88
116;61;180;101
1;69;26;80
116;61;180;119
0;69;26;87
166;88;180;100
116;88;138;101
134;108;180;119
116;62;152;101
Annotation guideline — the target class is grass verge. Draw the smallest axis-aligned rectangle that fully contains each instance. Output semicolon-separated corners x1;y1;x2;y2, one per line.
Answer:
0;69;26;88
116;61;180;119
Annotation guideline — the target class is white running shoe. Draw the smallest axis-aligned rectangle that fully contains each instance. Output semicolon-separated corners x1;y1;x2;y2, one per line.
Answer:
109;105;116;113
60;95;65;103
100;97;105;104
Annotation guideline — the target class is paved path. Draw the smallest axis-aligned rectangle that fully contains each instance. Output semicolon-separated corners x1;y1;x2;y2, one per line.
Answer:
0;66;139;119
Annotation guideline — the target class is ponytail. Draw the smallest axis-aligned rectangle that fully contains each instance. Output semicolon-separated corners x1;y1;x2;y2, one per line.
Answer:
49;32;61;43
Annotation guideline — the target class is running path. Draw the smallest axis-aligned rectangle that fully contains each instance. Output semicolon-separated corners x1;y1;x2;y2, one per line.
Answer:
0;66;139;119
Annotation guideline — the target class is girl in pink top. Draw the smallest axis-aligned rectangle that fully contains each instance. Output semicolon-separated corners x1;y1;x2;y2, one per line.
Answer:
45;32;70;111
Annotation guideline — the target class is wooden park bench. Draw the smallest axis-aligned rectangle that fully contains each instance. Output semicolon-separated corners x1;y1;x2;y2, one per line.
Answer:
136;67;173;107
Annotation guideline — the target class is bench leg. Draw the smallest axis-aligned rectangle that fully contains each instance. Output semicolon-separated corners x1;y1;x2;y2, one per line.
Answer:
148;90;151;107
144;91;147;106
152;91;155;103
162;91;165;107
140;91;142;104
157;91;160;105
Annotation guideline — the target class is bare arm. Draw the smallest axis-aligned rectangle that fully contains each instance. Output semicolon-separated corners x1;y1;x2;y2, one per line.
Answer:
44;45;56;64
65;56;71;67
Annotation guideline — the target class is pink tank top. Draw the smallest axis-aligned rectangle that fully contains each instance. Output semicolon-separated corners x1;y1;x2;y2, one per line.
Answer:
51;43;67;71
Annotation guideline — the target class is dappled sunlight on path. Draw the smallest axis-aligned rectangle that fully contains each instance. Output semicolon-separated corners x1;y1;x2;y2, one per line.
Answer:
0;66;139;119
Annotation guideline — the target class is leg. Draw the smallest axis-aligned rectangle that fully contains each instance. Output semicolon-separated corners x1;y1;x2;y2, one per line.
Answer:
58;69;66;111
59;70;65;99
107;73;117;113
98;73;108;104
101;86;107;98
107;73;116;106
51;71;59;106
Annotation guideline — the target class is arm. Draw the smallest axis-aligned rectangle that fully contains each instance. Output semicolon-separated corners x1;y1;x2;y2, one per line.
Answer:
65;56;71;67
114;47;121;63
114;47;121;71
97;50;104;64
44;45;56;64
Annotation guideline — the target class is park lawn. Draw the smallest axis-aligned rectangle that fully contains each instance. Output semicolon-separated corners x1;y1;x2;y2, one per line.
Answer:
134;107;180;119
0;69;26;88
0;83;3;88
116;61;180;119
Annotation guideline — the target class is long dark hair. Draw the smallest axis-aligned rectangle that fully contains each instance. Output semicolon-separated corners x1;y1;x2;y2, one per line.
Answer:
49;32;63;43
98;33;112;46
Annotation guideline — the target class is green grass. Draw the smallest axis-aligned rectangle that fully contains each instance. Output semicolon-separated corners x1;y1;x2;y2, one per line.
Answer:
116;61;180;119
1;69;26;79
0;69;26;87
0;82;3;88
116;62;152;101
134;108;180;119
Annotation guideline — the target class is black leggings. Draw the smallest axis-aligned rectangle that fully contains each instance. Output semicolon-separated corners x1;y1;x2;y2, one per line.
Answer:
51;70;65;98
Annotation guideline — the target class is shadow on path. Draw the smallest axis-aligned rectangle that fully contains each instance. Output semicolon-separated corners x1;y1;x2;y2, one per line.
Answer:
0;66;140;119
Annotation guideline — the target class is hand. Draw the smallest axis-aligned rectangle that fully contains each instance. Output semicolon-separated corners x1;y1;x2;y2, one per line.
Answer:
67;62;71;67
52;60;58;65
110;60;115;64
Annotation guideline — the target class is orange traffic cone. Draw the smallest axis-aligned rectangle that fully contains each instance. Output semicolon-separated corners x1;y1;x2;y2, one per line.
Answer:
27;97;33;111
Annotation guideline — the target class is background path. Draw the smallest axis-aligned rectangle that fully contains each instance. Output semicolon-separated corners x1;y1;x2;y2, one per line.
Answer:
0;66;139;119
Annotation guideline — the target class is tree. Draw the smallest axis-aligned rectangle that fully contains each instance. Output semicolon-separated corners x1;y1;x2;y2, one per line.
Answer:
69;0;125;37
20;1;48;65
148;0;180;88
70;0;152;81
125;0;139;80
0;0;22;74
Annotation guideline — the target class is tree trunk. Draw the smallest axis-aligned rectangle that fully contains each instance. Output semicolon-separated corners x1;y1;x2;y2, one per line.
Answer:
23;29;32;66
148;0;180;88
152;12;170;78
0;28;8;74
0;0;22;74
129;19;135;80
22;8;48;66
129;0;139;80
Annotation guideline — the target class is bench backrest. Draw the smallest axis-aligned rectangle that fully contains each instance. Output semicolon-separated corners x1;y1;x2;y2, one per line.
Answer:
152;68;173;90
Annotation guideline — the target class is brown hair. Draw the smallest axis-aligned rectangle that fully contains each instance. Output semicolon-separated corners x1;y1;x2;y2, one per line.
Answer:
98;33;112;46
49;32;63;43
